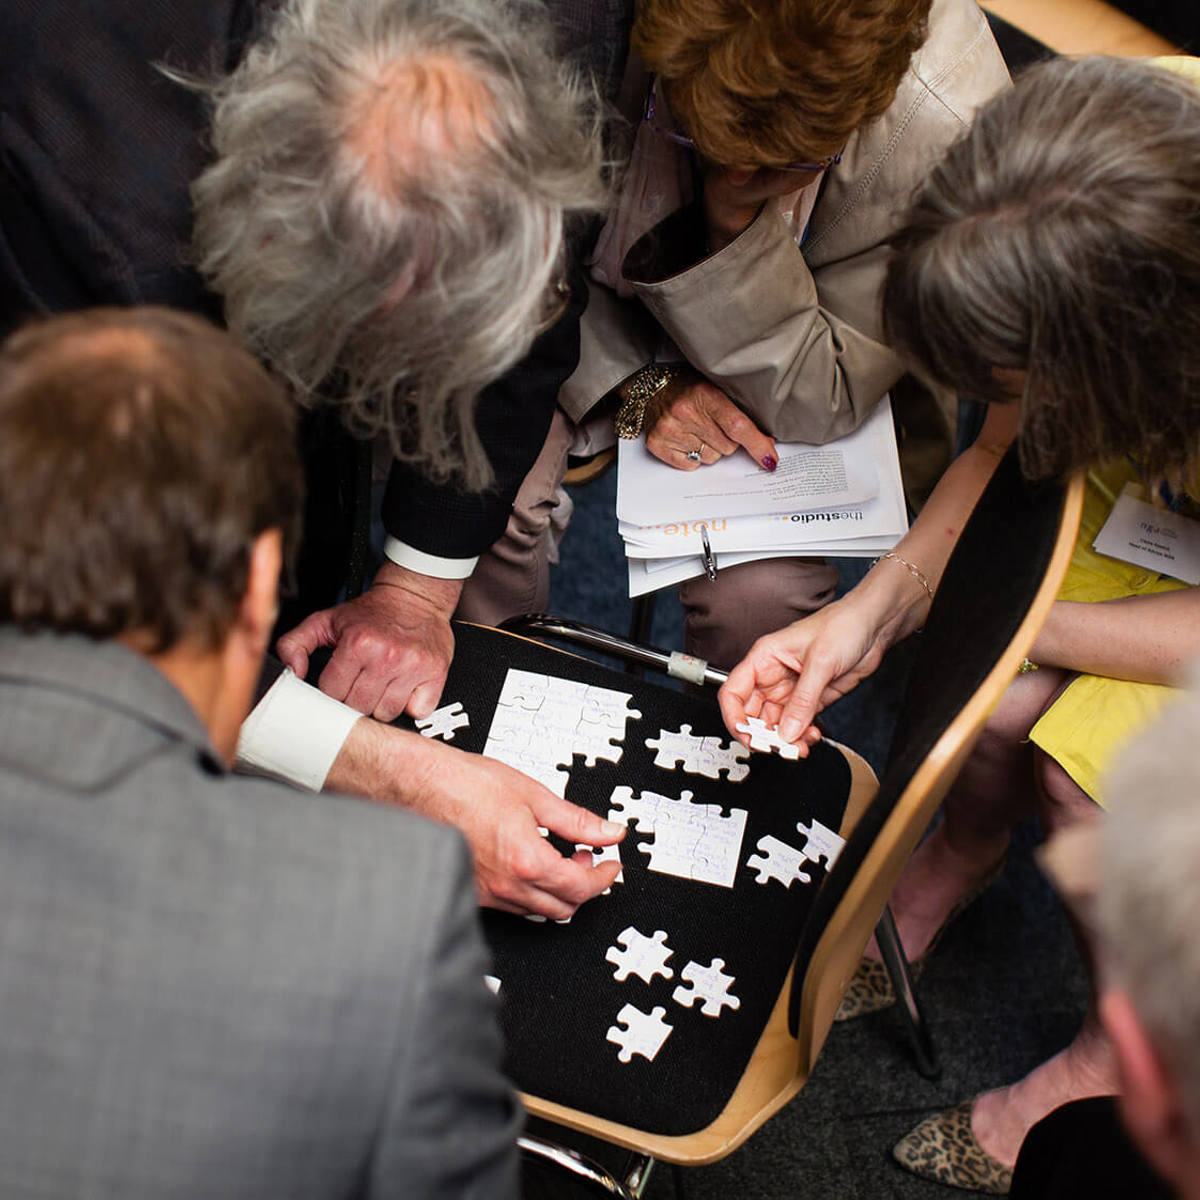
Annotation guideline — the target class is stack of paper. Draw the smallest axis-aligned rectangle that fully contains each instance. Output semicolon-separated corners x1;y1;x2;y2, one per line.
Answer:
617;399;909;596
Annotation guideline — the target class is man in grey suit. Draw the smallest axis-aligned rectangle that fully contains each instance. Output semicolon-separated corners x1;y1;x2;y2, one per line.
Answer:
0;308;520;1198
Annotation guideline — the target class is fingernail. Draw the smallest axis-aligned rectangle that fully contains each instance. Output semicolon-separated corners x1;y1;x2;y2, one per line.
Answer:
779;717;800;742
761;455;777;472
601;819;625;837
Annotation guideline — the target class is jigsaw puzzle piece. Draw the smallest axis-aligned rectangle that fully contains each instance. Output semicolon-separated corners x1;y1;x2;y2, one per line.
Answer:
796;818;845;871
497;670;551;710
631;794;747;888
735;717;801;760
580;686;642;731
745;834;813;887
701;735;751;781
605;926;675;984
571;722;623;768
606;1004;673;1064
644;726;700;771
672;958;740;1017
415;701;470;741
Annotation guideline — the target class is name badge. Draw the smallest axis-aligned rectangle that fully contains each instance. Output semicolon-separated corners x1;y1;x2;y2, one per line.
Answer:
1092;482;1200;585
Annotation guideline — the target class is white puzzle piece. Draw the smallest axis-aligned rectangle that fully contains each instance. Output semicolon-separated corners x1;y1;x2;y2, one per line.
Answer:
605;925;675;984
745;834;813;887
610;786;748;889
672;958;740;1017
735;717;801;760
415;701;470;741
645;725;750;781
484;975;501;995
482;670;642;796
797;818;845;871
606;1003;673;1064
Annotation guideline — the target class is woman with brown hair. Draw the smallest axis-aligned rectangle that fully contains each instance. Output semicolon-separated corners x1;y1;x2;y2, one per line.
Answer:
719;55;1200;1193
548;0;1010;667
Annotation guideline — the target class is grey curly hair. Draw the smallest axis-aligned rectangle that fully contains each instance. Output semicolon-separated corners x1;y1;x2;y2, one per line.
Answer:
191;0;609;489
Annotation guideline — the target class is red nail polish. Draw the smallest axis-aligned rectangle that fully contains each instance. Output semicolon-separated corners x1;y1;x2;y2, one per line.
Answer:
761;455;777;472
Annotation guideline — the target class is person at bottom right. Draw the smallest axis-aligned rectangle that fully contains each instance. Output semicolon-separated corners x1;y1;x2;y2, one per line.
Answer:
1009;672;1200;1200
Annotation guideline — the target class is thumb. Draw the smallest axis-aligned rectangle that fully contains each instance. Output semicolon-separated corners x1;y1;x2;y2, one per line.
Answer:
406;677;442;721
777;672;829;745
275;609;336;679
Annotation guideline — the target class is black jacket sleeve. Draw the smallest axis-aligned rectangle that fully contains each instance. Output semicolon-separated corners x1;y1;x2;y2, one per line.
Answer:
379;258;589;559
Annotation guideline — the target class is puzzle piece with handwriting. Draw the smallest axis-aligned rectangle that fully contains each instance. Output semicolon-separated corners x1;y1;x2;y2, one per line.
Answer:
606;1004;673;1064
672;958;740;1017
645;725;750;781
609;787;748;888
415;701;470;741
735;717;801;760
482;670;642;795
605;925;675;984
797;818;845;871
745;834;814;887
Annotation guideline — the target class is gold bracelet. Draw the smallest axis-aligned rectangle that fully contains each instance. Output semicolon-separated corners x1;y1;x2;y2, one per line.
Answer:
875;550;934;600
614;363;682;439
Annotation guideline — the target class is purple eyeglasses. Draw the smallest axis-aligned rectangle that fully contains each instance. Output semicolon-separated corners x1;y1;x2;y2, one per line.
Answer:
644;75;842;173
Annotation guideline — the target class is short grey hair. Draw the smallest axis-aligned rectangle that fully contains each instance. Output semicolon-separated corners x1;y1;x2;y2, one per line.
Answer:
1100;679;1200;1137
191;0;609;488
884;56;1200;486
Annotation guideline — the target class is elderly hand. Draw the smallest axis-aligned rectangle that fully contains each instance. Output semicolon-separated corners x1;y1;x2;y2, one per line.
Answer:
276;561;459;722
703;166;813;251
328;720;626;919
645;365;777;473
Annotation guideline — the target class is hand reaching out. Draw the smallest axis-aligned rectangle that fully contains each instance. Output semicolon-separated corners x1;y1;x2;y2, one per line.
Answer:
718;595;895;751
328;720;625;919
276;562;460;722
644;365;777;473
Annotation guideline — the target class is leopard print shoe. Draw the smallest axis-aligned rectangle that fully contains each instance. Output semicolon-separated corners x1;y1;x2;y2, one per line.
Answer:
834;956;923;1021
892;1101;1013;1195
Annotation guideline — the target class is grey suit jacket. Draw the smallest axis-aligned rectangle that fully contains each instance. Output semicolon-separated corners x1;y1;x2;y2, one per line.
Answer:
0;629;520;1199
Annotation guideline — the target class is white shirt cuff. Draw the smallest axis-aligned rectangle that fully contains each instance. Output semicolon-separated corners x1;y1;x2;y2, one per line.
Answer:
236;669;363;791
382;536;478;580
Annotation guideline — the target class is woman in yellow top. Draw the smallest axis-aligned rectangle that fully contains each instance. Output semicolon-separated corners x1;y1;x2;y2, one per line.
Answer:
720;55;1200;1193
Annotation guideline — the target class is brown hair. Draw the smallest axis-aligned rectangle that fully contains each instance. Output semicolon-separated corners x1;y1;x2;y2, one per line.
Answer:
884;57;1200;484
0;308;303;650
633;0;932;168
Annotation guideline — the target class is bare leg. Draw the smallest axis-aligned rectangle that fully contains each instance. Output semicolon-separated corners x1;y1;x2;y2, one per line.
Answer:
867;667;1067;962
969;753;1115;1167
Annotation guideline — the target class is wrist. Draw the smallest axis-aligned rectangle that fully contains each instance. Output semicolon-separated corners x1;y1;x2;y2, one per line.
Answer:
372;560;463;618
327;716;427;807
615;363;685;439
858;555;934;642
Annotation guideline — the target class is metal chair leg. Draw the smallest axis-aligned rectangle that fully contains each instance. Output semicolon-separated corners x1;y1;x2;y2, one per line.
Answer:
876;905;942;1080
519;1134;650;1198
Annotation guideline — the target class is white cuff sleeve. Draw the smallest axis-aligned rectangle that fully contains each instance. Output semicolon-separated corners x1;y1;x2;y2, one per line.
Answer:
382;536;479;580
236;669;362;791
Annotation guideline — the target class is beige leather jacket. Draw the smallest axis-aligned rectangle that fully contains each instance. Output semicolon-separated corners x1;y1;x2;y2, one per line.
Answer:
560;0;1010;503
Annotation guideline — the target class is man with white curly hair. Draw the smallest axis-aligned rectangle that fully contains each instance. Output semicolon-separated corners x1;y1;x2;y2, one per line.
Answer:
0;0;631;919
